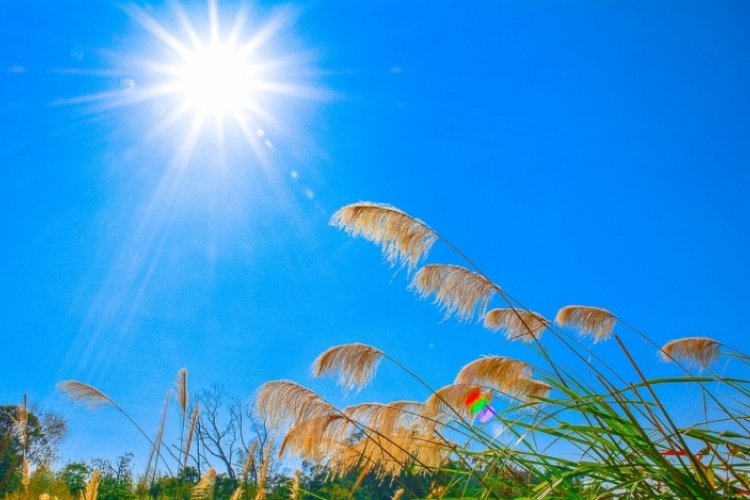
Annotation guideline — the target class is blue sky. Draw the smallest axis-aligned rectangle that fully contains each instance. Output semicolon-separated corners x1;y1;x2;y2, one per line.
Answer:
1;0;749;469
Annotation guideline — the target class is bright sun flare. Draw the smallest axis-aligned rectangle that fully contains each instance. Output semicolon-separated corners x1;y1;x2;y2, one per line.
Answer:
176;44;256;116
60;1;327;167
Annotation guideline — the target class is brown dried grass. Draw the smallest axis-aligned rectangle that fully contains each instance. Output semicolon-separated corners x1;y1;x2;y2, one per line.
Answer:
660;337;720;369
330;202;437;271
426;384;486;422
57;381;118;410
410;264;496;322
311;343;385;393
484;308;550;342
191;468;216;500
254;381;336;432
555;305;617;342
454;356;532;394
176;368;188;418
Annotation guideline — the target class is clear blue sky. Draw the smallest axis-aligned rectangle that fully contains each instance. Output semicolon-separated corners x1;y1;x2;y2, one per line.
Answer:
1;0;749;469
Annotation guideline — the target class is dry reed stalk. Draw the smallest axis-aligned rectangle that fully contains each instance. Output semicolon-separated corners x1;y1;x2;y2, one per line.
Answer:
660;337;720;369
391;488;404;500
311;343;385;393
555;305;617;342
144;391;170;485
183;404;200;469
176;369;188;418
191;468;216;500
254;439;275;500
290;469;300;500
483;308;549;342
454;356;532;394
330;202;437;272
254;381;336;433
410;264;496;322
82;470;100;500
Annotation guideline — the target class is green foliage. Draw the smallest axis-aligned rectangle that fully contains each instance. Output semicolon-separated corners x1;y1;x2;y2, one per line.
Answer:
0;404;68;497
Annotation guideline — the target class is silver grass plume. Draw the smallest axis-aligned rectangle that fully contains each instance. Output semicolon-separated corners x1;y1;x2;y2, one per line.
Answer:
330;202;437;272
555;305;617;342
183;404;200;469
484;308;550;342
454;356;532;394
311;343;385;393
660;337;720;369
410;264;496;322
191;468;216;500
82;470;101;500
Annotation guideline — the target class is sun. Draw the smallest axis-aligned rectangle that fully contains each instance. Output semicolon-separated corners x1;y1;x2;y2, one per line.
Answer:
175;43;257;117
58;0;328;168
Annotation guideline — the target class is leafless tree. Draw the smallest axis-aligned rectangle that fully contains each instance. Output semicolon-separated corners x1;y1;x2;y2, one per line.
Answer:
192;386;276;484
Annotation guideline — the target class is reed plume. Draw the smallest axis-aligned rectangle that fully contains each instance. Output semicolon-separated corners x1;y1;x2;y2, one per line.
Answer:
191;468;216;500
426;384;485;421
660;337;720;369
183;404;200;469
176;369;188;418
254;439;275;500
144;391;171;485
255;381;336;433
82;469;100;500
58;380;160;458
410;264;496;322
290;469;301;500
391;488;404;500
454;356;532;394
330;202;437;271
311;343;385;393
344;401;426;437
484;308;550;342
519;380;552;401
279;414;349;462
57;381;117;410
555;305;617;342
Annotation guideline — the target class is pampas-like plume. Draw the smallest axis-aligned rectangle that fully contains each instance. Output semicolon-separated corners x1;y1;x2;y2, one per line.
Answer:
57;381;118;410
82;470;100;500
426;384;486;421
290;469;301;500
279;414;349;462
312;343;385;393
555;305;617;342
176;369;188;418
660;337;720;369
330;202;437;271
144;391;170;485
183;404;200;469
454;356;532;394
410;264;496;322
484;308;549;342
254;439;275;500
519;380;552;401
254;381;335;433
391;488;404;500
344;401;426;438
192;468;216;500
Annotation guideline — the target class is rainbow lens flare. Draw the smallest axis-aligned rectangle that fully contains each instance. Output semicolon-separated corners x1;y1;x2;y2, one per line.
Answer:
464;388;495;423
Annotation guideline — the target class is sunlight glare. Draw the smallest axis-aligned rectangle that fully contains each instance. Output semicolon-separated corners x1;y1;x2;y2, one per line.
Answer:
176;43;256;116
